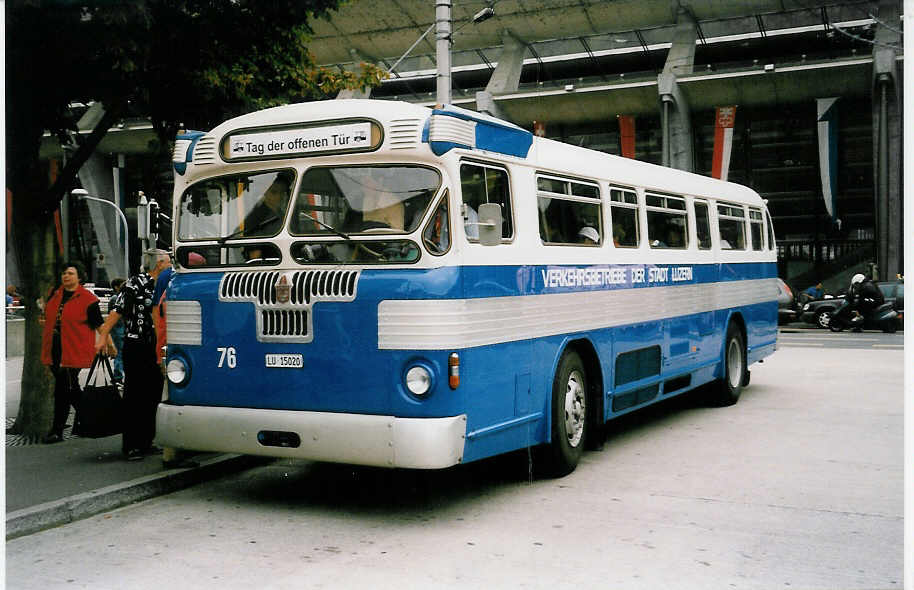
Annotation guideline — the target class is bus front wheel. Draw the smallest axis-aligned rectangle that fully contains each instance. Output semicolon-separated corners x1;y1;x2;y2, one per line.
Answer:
708;322;746;407
538;349;588;477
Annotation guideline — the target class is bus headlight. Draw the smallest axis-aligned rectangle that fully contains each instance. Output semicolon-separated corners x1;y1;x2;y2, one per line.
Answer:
405;365;433;396
166;358;189;385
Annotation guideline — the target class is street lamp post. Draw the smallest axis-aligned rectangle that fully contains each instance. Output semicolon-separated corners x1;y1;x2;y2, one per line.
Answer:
71;188;129;277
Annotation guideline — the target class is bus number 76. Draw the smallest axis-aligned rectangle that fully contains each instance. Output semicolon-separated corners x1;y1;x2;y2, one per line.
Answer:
217;347;237;369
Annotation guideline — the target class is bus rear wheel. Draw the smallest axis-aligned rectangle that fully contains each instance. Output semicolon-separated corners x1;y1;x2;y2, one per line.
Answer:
708;322;746;407
538;349;588;477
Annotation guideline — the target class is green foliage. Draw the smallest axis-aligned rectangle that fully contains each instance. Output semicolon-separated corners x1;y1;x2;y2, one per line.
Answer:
7;1;385;197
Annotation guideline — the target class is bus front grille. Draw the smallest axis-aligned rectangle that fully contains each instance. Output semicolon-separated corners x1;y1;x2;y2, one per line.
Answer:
219;270;360;343
260;309;309;338
220;270;359;305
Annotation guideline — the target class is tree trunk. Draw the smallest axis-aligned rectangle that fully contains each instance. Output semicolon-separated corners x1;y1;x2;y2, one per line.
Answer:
8;214;58;441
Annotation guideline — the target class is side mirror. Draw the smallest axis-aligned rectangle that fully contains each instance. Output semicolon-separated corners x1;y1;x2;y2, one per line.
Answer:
477;203;503;246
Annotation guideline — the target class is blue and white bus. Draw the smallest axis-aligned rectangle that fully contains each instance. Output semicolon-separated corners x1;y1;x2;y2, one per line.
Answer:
157;99;778;476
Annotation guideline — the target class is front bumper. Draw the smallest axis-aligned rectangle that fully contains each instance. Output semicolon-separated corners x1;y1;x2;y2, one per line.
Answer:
156;404;467;469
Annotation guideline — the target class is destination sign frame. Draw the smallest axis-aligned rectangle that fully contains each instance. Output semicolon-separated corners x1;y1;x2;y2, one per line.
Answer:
221;119;382;162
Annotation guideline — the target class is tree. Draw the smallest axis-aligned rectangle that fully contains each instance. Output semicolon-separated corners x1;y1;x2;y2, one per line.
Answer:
6;0;385;440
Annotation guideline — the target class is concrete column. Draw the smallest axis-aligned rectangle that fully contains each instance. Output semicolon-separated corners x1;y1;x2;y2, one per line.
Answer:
871;0;902;279
78;153;124;283
657;10;696;172
74;102;126;283
476;30;526;119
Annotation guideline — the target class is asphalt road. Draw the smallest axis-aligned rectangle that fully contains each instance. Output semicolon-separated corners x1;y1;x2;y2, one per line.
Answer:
5;339;904;589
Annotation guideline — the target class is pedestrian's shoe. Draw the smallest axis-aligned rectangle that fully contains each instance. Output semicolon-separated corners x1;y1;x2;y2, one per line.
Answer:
125;449;144;461
42;432;63;444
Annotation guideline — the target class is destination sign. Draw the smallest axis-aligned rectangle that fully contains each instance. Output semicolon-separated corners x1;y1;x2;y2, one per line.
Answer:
225;122;373;160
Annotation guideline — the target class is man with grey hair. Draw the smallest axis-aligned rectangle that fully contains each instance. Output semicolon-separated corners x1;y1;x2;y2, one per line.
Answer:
96;248;170;461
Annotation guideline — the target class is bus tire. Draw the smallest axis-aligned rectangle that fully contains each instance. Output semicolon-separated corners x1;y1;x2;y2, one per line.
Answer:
708;322;746;407
539;349;588;477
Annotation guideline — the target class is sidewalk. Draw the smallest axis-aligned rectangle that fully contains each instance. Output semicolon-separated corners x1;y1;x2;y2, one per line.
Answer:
5;356;266;539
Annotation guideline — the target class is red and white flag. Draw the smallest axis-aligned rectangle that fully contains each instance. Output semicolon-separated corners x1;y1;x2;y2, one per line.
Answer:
711;106;736;180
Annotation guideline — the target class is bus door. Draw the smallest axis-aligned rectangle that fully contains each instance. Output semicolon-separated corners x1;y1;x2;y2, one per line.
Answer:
458;160;535;443
692;199;717;360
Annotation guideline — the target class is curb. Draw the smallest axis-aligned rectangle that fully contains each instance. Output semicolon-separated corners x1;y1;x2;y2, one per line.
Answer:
6;453;270;540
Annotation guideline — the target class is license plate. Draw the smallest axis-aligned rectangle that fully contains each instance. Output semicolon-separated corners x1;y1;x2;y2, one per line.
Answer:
265;354;303;368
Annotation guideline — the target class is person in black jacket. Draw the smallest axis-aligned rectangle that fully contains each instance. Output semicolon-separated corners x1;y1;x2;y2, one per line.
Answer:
838;273;885;331
848;273;884;315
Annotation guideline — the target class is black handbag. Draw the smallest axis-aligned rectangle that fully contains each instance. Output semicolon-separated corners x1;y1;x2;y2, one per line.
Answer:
75;354;123;438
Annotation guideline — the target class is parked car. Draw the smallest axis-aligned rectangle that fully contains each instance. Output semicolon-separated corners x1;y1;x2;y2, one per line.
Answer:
800;278;903;329
776;278;797;325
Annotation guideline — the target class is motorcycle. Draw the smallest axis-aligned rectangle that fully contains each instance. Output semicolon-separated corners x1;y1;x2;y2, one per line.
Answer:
827;297;898;333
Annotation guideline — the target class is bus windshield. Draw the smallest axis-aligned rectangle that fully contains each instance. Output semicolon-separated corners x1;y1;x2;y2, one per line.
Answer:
289;165;440;236
177;169;295;241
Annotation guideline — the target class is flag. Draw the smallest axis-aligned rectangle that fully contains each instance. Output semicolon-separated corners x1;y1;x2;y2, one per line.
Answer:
617;115;635;159
711;106;736;180
816;97;840;219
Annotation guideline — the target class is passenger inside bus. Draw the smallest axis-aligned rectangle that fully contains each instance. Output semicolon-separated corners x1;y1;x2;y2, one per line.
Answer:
463;204;479;239
611;213;638;248
360;177;405;231
240;174;292;237
612;223;625;246
577;226;599;245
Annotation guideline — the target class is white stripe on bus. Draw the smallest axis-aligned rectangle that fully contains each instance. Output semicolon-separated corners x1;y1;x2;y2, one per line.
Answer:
378;277;776;350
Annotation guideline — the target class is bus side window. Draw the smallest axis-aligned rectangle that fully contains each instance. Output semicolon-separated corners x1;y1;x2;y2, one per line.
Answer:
717;203;746;250
765;209;776;250
460;163;513;241
749;208;764;250
646;193;688;249
609;187;639;247
694;200;712;250
536;175;602;245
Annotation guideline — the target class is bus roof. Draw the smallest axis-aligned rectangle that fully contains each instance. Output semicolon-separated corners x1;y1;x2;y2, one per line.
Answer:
177;100;763;207
530;136;763;206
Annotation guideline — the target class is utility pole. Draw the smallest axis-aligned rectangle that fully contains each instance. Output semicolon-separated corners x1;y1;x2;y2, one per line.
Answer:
436;0;452;105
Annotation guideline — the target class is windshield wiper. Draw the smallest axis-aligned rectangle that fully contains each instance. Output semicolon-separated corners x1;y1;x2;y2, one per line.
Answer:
217;215;280;244
297;212;351;241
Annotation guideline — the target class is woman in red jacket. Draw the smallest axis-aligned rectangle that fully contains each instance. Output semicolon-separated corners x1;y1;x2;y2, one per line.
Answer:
40;262;110;443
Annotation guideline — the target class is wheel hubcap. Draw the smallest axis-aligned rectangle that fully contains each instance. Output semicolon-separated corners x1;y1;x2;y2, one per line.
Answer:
818;312;831;328
564;370;586;448
727;339;743;389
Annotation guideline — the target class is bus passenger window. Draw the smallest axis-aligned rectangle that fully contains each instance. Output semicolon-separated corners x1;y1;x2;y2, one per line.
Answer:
749;208;764;251
536;175;602;246
609;187;639;247
460;163;513;241
717;203;746;250
646;193;687;249
694;200;712;250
